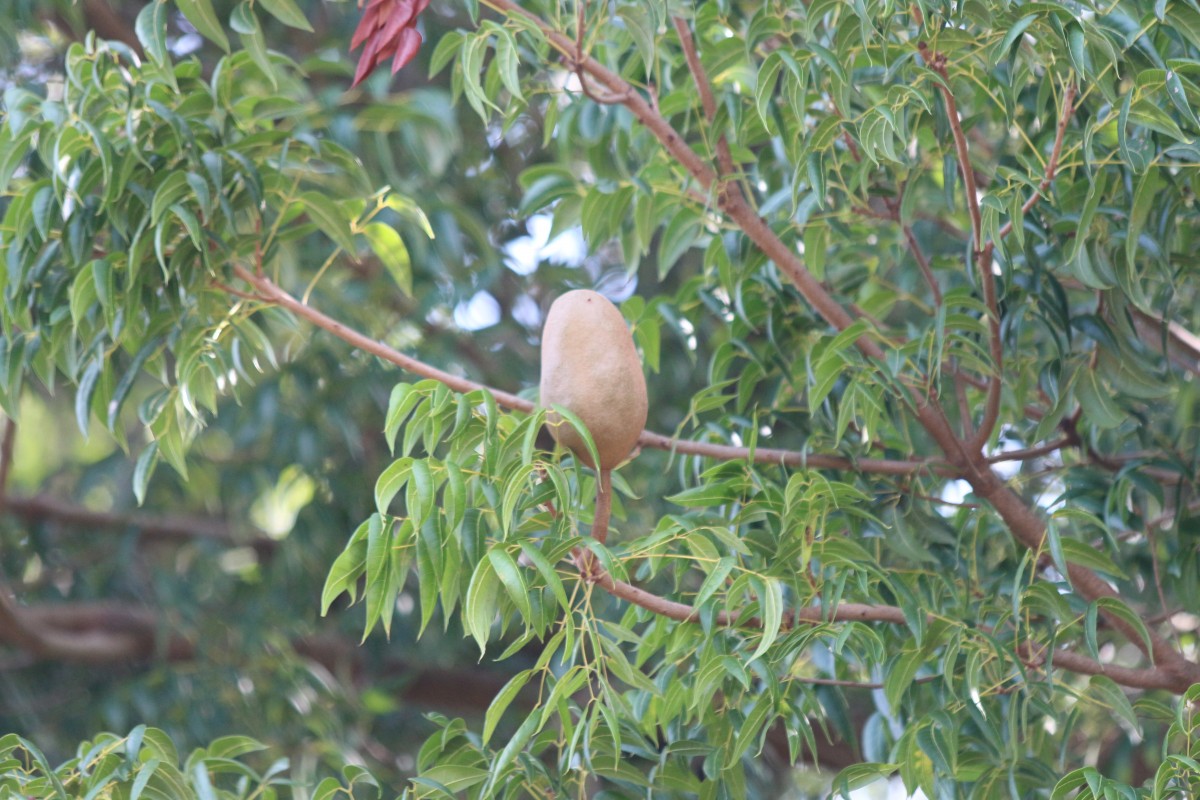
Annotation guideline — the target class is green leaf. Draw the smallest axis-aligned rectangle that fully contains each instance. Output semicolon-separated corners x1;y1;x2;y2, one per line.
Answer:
175;0;230;52
885;649;924;710
1071;168;1108;261
545;404;600;472
135;1;171;66
429;30;465;77
256;0;313;31
665;483;739;508
482;669;532;745
484;712;539;793
1094;596;1155;658
694;556;735;610
362;514;392;639
657;207;702;280
832;762;898;795
407;458;435;529
206;735;266;760
231;2;276;88
748;576;783;663
75;356;103;436
492;27;523;101
488;548;531;618
464;557;499;656
132;443;159;506
362;222;412;296
1087;675;1141;736
321;537;369;614
1076;368;1126;429
375;456;413;515
300;191;355;253
519;541;569;612
1126;167;1161;268
129;759;159;800
311;777;342;800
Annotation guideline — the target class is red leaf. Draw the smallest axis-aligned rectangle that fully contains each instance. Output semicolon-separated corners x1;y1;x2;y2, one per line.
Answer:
391;27;422;73
350;7;382;50
352;32;387;85
378;4;415;45
348;0;427;84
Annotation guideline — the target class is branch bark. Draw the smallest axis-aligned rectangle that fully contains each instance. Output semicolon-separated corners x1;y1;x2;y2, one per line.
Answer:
3;493;275;552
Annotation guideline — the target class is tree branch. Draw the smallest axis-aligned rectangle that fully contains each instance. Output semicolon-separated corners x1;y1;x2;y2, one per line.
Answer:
923;46;982;248
0;417;14;503
229;265;953;477
3;493;274;552
1019;642;1186;692
575;546;908;627
986;438;1070;464
920;47;1004;453
577;545;1192;691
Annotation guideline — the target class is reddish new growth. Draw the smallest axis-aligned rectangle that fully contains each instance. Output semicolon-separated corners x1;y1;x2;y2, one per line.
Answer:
349;0;429;86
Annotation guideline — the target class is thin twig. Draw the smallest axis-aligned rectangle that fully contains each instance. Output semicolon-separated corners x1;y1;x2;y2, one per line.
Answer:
1144;523;1171;632
576;549;908;628
902;222;943;307
954;363;975;440
671;16;737;179
787;674;942;689
577;545;1189;691
923;46;982;247
974;83;1077;451
996;83;1077;241
986;438;1070;464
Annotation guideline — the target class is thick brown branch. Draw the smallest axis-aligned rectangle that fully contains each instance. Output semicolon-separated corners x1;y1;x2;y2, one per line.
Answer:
0;597;172;663
0;605;521;709
972;471;1200;688
1126;306;1200;378
1019;642;1185;692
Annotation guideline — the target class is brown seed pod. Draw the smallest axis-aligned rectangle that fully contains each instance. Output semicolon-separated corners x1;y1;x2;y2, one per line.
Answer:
539;290;648;470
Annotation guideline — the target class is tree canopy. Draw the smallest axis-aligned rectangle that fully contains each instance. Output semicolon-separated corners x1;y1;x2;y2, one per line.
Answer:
2;0;1200;796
